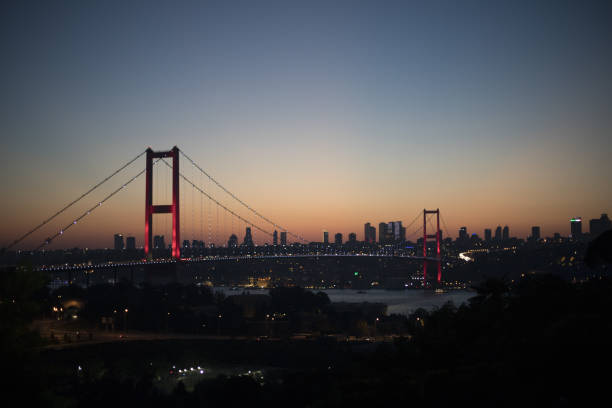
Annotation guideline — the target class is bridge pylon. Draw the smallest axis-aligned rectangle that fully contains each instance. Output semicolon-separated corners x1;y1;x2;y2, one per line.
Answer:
145;146;180;260
422;208;441;286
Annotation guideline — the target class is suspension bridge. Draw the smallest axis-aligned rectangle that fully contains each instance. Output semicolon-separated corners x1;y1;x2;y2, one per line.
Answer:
4;146;449;284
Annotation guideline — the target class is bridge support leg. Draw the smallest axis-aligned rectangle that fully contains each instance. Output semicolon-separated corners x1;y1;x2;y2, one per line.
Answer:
423;208;443;287
436;209;441;284
171;146;180;259
145;148;153;260
423;209;427;286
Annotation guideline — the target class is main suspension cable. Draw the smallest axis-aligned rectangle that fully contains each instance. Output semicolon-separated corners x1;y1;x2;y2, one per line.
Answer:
160;159;273;237
35;160;155;251
440;213;452;241
179;150;305;242
404;212;422;231
7;150;146;250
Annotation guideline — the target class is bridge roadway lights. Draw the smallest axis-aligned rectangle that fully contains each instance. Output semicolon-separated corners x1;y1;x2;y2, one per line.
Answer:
37;254;443;274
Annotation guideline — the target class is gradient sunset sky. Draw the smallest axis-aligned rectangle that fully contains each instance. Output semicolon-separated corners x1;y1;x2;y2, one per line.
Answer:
1;0;611;249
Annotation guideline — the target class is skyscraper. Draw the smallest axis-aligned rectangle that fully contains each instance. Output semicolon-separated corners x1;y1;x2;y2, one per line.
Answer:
494;226;502;241
280;231;287;245
243;227;254;246
126;236;136;250
590;214;611;238
323;230;329;244
570;217;582;239
114;234;124;251
228;234;238;247
502;226;509;241
364;223;377;243
458;227;468;241
531;226;541;241
334;233;343;245
273;230;278;245
153;235;165;249
384;221;404;242
484;229;492;241
348;232;357;243
378;222;388;244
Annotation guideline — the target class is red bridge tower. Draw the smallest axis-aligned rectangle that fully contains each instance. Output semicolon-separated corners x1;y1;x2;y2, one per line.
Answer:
144;146;180;259
422;208;441;285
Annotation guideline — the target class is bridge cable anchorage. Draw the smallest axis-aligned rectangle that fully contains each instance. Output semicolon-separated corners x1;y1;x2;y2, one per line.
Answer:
6;150;147;250
178;149;307;243
35;160;158;251
159;159;273;237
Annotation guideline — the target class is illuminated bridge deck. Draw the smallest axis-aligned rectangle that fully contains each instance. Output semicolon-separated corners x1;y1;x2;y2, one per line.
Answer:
37;253;443;272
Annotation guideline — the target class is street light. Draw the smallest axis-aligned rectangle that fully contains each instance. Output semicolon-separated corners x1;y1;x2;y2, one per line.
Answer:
123;308;128;332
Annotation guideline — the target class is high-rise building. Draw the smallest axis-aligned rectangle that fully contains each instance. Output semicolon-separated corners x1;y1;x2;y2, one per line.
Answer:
364;223;377;243
126;236;136;250
153;235;165;249
531;226;541;241
570;217;582;239
228;234;238;247
502;226;509;241
458;227;468;241
280;231;287;245
114;234;124;251
348;232;357;243
273;230;278;245
243;227;254;246
387;221;403;242
323;231;329;244
590;214;611;238
484;229;492;241
334;233;343;245
182;240;190;248
494;226;502;241
378;223;388;244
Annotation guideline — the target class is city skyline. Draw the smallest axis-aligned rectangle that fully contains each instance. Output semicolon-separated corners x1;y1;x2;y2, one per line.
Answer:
19;211;610;251
1;145;609;249
1;1;611;249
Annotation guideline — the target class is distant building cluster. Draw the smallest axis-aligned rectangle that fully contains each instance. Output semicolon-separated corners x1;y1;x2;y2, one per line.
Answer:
568;214;611;240
113;234;136;250
110;213;611;252
590;214;611;238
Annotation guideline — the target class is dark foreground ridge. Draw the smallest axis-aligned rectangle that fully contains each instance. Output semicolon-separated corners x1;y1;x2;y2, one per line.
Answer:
3;254;612;407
